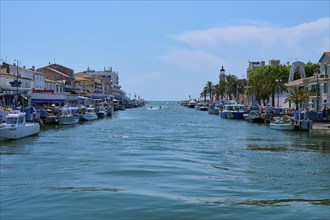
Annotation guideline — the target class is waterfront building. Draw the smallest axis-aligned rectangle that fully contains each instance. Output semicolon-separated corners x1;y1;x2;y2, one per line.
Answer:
0;62;36;107
83;67;123;100
246;61;265;80
74;72;95;95
285;52;330;111
37;63;75;93
75;72;112;100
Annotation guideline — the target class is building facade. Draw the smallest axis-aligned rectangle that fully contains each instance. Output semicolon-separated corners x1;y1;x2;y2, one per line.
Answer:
285;52;330;110
83;67;122;100
37;63;75;93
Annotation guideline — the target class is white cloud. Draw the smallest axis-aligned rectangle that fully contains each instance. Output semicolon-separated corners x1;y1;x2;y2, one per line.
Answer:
162;17;329;76
170;17;329;49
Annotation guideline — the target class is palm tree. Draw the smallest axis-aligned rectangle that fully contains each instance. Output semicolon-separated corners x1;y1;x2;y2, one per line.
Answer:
262;65;289;107
218;80;227;100
205;81;214;101
225;74;238;100
201;86;208;101
247;71;265;105
237;79;247;102
284;87;309;110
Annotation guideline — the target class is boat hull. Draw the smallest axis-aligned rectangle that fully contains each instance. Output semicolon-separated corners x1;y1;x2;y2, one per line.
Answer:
220;111;246;119
269;123;295;131
82;114;98;121
208;108;219;115
58;116;79;125
97;112;107;118
0;123;40;140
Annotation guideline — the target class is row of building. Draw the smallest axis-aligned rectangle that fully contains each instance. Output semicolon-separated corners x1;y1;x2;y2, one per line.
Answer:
221;52;330;110
0;62;127;107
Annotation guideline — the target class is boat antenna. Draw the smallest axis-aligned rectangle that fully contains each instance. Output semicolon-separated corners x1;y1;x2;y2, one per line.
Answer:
14;59;20;109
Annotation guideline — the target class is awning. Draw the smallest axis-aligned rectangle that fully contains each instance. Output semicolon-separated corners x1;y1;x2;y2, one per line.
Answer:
77;96;90;100
32;99;65;104
0;86;32;92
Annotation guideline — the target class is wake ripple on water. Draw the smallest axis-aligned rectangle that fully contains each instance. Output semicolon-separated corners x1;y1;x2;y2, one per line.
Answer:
202;198;330;207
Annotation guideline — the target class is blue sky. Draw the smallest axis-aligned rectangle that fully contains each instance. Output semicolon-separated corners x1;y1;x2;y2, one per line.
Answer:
1;1;329;101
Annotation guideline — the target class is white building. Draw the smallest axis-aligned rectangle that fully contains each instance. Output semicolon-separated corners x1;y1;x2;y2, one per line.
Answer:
84;67;122;100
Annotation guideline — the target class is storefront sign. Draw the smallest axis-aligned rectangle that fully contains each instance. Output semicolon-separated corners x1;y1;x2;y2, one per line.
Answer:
10;80;22;87
32;88;55;94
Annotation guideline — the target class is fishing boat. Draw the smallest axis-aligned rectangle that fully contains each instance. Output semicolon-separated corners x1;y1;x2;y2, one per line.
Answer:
0;110;40;140
187;100;197;108
195;103;208;111
220;102;247;119
269;115;295;131
244;110;264;123
82;107;98;121
58;106;79;125
96;107;107;118
208;102;220;115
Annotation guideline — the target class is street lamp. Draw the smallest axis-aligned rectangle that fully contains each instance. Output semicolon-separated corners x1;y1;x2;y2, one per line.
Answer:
13;59;20;108
275;79;282;107
314;72;319;111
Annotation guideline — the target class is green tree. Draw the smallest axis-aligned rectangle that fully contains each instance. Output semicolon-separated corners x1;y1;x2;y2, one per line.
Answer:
225;74;238;100
262;65;289;107
205;81;214;101
247;70;265;105
218;79;227;100
284;87;309;110
304;61;320;77
200;86;208;101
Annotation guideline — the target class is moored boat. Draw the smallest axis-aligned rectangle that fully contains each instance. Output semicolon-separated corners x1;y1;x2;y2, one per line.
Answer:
269;122;295;131
97;107;107;118
269;115;294;131
58;106;79;125
0;110;40;140
195;103;208;111
244;110;264;123
220;102;247;119
208;102;220;115
187;100;197;108
82;107;98;121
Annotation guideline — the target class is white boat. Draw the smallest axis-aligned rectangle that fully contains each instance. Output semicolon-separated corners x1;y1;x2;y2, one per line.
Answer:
0;110;40;140
269;116;295;131
187;100;197;108
269;122;295;131
58;106;79;125
82;107;98;121
195;103;208;111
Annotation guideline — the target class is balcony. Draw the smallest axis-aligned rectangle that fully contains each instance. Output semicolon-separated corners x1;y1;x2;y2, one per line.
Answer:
308;92;319;97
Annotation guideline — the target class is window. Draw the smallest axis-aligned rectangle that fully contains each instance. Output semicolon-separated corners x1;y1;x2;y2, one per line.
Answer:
325;83;328;93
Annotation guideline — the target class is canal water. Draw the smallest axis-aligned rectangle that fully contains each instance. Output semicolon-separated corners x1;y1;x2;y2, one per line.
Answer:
1;101;329;220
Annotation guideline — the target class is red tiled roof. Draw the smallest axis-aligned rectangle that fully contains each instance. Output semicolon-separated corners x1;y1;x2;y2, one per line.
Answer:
46;67;74;79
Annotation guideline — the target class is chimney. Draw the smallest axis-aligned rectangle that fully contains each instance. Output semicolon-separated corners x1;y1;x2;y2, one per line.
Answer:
31;66;35;71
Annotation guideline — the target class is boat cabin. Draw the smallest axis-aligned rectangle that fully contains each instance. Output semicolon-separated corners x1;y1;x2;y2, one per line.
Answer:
5;111;26;127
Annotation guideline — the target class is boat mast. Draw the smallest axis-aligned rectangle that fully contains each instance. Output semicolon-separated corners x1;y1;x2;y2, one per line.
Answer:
14;59;20;108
